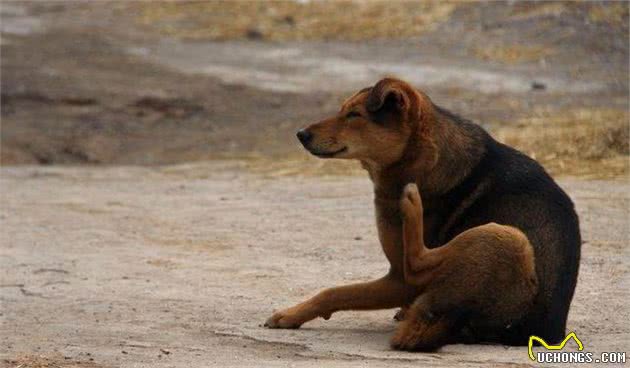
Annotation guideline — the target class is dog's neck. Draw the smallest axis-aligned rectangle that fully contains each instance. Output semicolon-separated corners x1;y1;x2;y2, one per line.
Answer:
364;106;486;204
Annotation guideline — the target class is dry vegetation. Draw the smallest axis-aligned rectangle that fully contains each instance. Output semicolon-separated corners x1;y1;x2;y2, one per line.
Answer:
506;1;628;24
495;108;629;179
3;354;103;368
244;154;365;178
133;1;628;45
507;2;568;20
134;1;456;41
588;2;629;25
470;2;628;64
472;45;553;64
472;44;553;64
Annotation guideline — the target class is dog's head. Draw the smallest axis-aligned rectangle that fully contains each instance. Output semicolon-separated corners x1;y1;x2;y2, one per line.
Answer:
297;77;429;167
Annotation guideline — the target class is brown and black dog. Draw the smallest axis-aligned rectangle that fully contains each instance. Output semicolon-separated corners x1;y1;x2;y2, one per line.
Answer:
265;77;581;351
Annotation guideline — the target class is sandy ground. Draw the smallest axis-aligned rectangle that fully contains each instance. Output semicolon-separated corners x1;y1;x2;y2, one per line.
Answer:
1;162;628;367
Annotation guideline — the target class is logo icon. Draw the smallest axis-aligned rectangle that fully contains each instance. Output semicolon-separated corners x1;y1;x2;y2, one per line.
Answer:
528;332;584;361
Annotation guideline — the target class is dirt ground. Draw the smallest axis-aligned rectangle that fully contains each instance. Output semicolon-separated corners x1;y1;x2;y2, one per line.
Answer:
1;2;629;367
1;162;629;367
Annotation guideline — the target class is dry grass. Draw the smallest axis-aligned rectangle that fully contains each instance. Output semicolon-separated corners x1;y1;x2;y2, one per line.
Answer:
493;108;629;179
134;1;456;41
244;154;365;178
508;2;568;20
588;2;629;25
472;44;553;64
4;354;103;368
472;2;628;64
132;1;627;42
508;2;629;26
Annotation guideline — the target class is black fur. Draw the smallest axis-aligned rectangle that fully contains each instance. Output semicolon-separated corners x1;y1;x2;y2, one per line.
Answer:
426;106;581;345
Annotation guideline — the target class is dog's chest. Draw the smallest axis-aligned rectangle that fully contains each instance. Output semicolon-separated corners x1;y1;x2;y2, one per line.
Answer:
422;211;443;248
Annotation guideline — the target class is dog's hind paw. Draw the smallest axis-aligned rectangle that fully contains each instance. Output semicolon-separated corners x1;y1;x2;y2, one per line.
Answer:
390;310;450;352
403;183;420;204
400;183;422;219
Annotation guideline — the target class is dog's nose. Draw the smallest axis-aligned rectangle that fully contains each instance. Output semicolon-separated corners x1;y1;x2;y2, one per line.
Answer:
296;129;313;145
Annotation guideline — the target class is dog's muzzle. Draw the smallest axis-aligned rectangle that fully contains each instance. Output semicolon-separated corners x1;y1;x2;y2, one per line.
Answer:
296;129;347;158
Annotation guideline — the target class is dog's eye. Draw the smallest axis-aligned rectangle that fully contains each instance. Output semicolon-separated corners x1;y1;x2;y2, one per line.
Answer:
345;111;361;119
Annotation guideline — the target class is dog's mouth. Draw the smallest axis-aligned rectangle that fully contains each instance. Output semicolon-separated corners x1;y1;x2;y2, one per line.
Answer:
309;146;348;158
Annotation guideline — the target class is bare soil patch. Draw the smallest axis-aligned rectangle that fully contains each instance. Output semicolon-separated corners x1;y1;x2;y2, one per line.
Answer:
1;163;628;367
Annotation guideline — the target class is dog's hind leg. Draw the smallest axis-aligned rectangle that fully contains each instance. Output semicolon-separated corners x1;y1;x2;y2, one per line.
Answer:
396;184;538;350
390;294;461;351
388;184;461;350
399;183;449;286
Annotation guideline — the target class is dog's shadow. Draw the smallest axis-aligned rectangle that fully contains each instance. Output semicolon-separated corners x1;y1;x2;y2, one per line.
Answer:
281;318;398;349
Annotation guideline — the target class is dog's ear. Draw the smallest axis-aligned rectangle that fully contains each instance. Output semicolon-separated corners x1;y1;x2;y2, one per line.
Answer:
365;78;409;114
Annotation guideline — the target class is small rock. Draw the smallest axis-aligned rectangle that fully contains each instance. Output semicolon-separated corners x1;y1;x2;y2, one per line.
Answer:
283;15;295;26
245;28;264;40
531;81;546;91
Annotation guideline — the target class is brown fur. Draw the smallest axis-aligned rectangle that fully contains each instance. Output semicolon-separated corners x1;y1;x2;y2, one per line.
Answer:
265;77;579;352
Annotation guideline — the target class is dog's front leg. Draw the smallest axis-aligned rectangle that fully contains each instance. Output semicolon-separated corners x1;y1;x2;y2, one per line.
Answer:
264;275;412;329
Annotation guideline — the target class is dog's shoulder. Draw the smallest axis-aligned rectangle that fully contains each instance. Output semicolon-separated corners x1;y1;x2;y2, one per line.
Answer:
484;138;572;207
436;105;570;206
437;108;577;227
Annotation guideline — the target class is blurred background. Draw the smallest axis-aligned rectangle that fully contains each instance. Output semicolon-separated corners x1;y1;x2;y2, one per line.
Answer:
1;1;628;178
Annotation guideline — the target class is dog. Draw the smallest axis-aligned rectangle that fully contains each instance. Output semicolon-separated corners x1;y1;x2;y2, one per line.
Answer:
265;77;581;351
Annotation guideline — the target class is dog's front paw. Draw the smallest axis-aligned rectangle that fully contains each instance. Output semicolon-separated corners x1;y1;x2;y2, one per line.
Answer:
264;309;304;329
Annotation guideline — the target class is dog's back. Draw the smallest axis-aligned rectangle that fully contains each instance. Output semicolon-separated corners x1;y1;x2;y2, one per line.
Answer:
430;107;581;344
